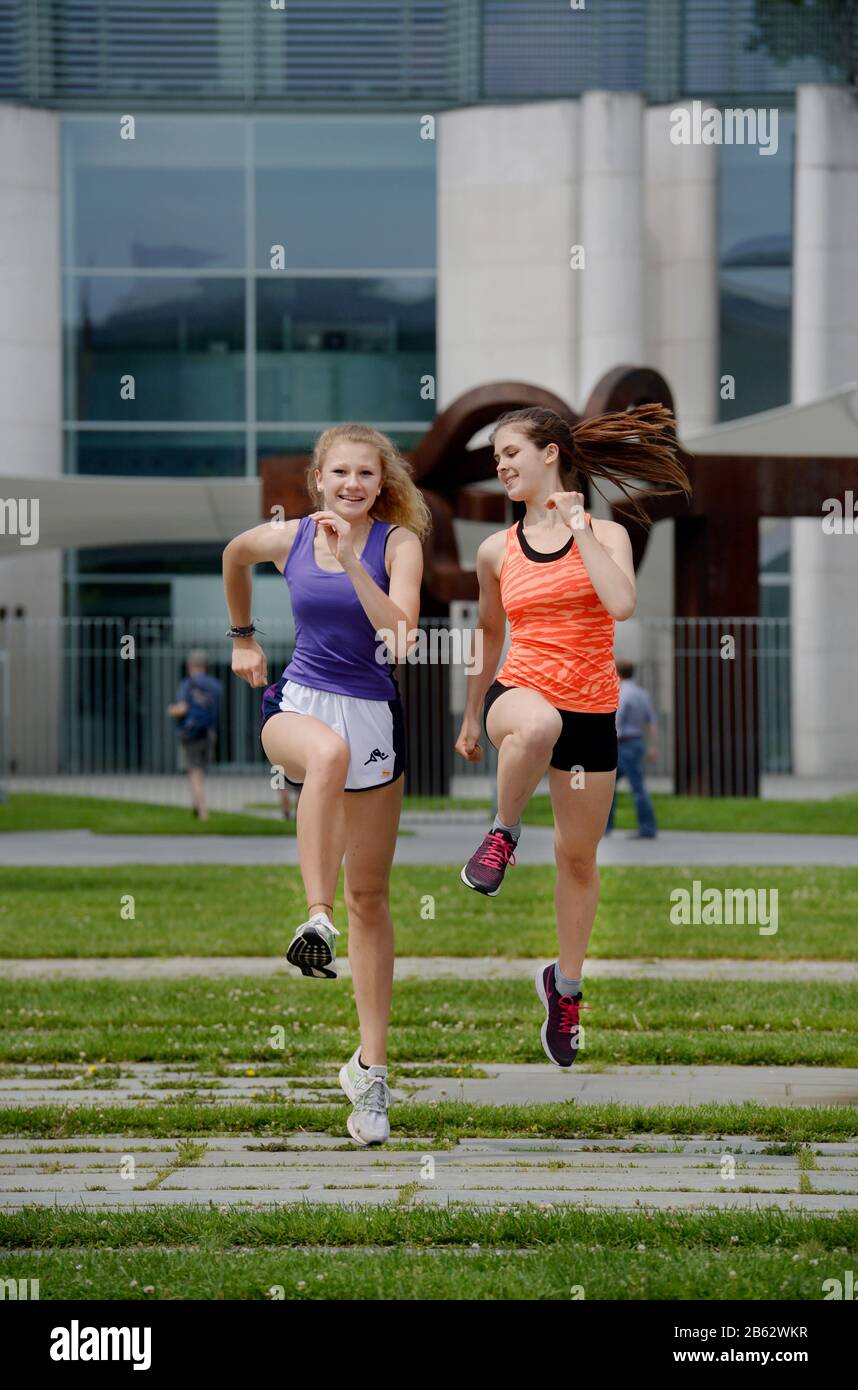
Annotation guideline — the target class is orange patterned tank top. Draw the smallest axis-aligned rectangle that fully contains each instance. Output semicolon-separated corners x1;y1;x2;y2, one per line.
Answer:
495;515;619;713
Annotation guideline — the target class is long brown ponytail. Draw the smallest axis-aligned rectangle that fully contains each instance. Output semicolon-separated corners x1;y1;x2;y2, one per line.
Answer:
491;403;691;518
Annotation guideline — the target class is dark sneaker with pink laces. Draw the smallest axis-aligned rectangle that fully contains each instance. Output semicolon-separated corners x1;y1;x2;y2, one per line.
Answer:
460;828;517;896
535;964;587;1067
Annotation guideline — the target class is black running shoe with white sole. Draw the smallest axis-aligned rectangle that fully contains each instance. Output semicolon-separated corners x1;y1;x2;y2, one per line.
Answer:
286;912;340;979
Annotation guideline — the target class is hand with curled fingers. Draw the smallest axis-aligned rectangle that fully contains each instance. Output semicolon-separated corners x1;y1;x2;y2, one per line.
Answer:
231;638;269;688
545;490;587;531
455;715;483;763
309;510;357;566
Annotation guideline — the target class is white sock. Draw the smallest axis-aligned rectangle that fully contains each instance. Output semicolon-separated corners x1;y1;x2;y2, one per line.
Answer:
492;813;521;841
358;1052;387;1073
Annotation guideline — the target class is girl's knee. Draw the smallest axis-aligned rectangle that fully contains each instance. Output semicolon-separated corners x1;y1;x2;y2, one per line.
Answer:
345;884;390;920
307;740;350;782
554;840;598;883
509;713;561;754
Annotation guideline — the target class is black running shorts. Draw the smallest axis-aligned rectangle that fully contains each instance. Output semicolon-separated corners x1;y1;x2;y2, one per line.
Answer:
482;680;618;773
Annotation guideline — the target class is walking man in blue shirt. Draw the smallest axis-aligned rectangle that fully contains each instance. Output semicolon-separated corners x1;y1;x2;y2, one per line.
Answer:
167;649;222;821
606;661;658;839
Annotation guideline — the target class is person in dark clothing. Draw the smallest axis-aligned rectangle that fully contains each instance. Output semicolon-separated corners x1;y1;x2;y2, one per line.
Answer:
168;649;222;821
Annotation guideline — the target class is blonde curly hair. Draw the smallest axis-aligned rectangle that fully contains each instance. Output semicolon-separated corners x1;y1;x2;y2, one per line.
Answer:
307;424;431;540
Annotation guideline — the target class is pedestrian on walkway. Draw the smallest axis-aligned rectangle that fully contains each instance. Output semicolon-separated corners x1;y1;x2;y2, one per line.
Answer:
223;423;428;1145
167;649;222;822
606;661;659;840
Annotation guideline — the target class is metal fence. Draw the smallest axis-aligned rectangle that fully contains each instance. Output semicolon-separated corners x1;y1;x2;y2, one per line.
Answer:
0;614;792;807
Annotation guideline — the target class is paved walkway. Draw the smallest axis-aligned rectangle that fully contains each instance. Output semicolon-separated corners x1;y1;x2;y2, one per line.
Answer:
2;827;857;866
2;1132;856;1211
2;1062;855;1109
1;955;854;982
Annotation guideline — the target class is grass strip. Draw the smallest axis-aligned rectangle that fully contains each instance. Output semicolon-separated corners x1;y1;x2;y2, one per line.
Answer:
0;794;291;837
3;1202;856;1251
4;790;858;836
0;977;854;1066
1;864;856;959
0;1100;856;1141
2;1243;855;1300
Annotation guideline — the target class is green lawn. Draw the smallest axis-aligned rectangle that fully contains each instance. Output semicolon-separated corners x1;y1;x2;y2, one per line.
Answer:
2;790;858;835
1;1238;852;1301
0;793;293;836
1;977;855;1066
1;1099;856;1141
2;1205;855;1301
404;792;858;836
525;792;858;835
4;1202;854;1252
1;864;855;960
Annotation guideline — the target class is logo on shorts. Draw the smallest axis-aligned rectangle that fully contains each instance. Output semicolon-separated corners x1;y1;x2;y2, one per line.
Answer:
364;748;389;765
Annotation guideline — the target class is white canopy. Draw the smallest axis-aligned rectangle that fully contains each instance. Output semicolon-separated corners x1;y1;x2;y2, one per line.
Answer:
684;383;858;455
0;474;261;560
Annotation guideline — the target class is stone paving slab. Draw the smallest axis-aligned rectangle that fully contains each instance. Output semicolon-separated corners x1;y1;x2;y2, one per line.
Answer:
2;1134;857;1212
2;827;857;867
1;1062;857;1109
3;954;855;982
0;1151;818;1175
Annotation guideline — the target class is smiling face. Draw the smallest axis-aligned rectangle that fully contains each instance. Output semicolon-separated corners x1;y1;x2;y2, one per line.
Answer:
315;441;383;519
493;425;559;504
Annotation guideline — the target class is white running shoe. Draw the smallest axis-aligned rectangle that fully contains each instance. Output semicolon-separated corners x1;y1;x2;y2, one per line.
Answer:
285;912;340;979
339;1046;391;1146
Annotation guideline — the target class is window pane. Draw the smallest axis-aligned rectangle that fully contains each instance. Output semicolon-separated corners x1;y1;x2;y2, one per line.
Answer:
62;117;245;269
65;276;246;422
75;545;225;577
718;117;794;422
256;276;435;423
719;268;791;421
255;118;435;270
719;115;795;265
66;431;246;477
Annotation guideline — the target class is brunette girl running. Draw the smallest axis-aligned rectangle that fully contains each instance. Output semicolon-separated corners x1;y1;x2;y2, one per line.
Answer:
223;425;429;1142
455;406;689;1067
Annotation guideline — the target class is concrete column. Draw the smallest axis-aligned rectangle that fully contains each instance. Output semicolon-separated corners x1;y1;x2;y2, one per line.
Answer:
578;91;644;405
644;102;719;435
0;103;63;776
790;85;858;776
437;100;579;407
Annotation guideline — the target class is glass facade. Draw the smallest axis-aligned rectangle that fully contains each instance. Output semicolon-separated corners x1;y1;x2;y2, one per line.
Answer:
718;113;796;423
61;113;437;614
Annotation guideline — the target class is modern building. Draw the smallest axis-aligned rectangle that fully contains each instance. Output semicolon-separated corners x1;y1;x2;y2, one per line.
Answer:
1;0;856;777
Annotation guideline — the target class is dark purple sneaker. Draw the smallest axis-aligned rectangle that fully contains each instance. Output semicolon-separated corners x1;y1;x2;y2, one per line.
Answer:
535;964;588;1067
460;828;516;896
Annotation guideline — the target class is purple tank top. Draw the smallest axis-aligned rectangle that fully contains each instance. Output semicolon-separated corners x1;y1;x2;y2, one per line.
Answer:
281;515;398;700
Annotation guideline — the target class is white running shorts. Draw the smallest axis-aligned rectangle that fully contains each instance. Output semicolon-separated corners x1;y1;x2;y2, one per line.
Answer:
260;676;406;792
